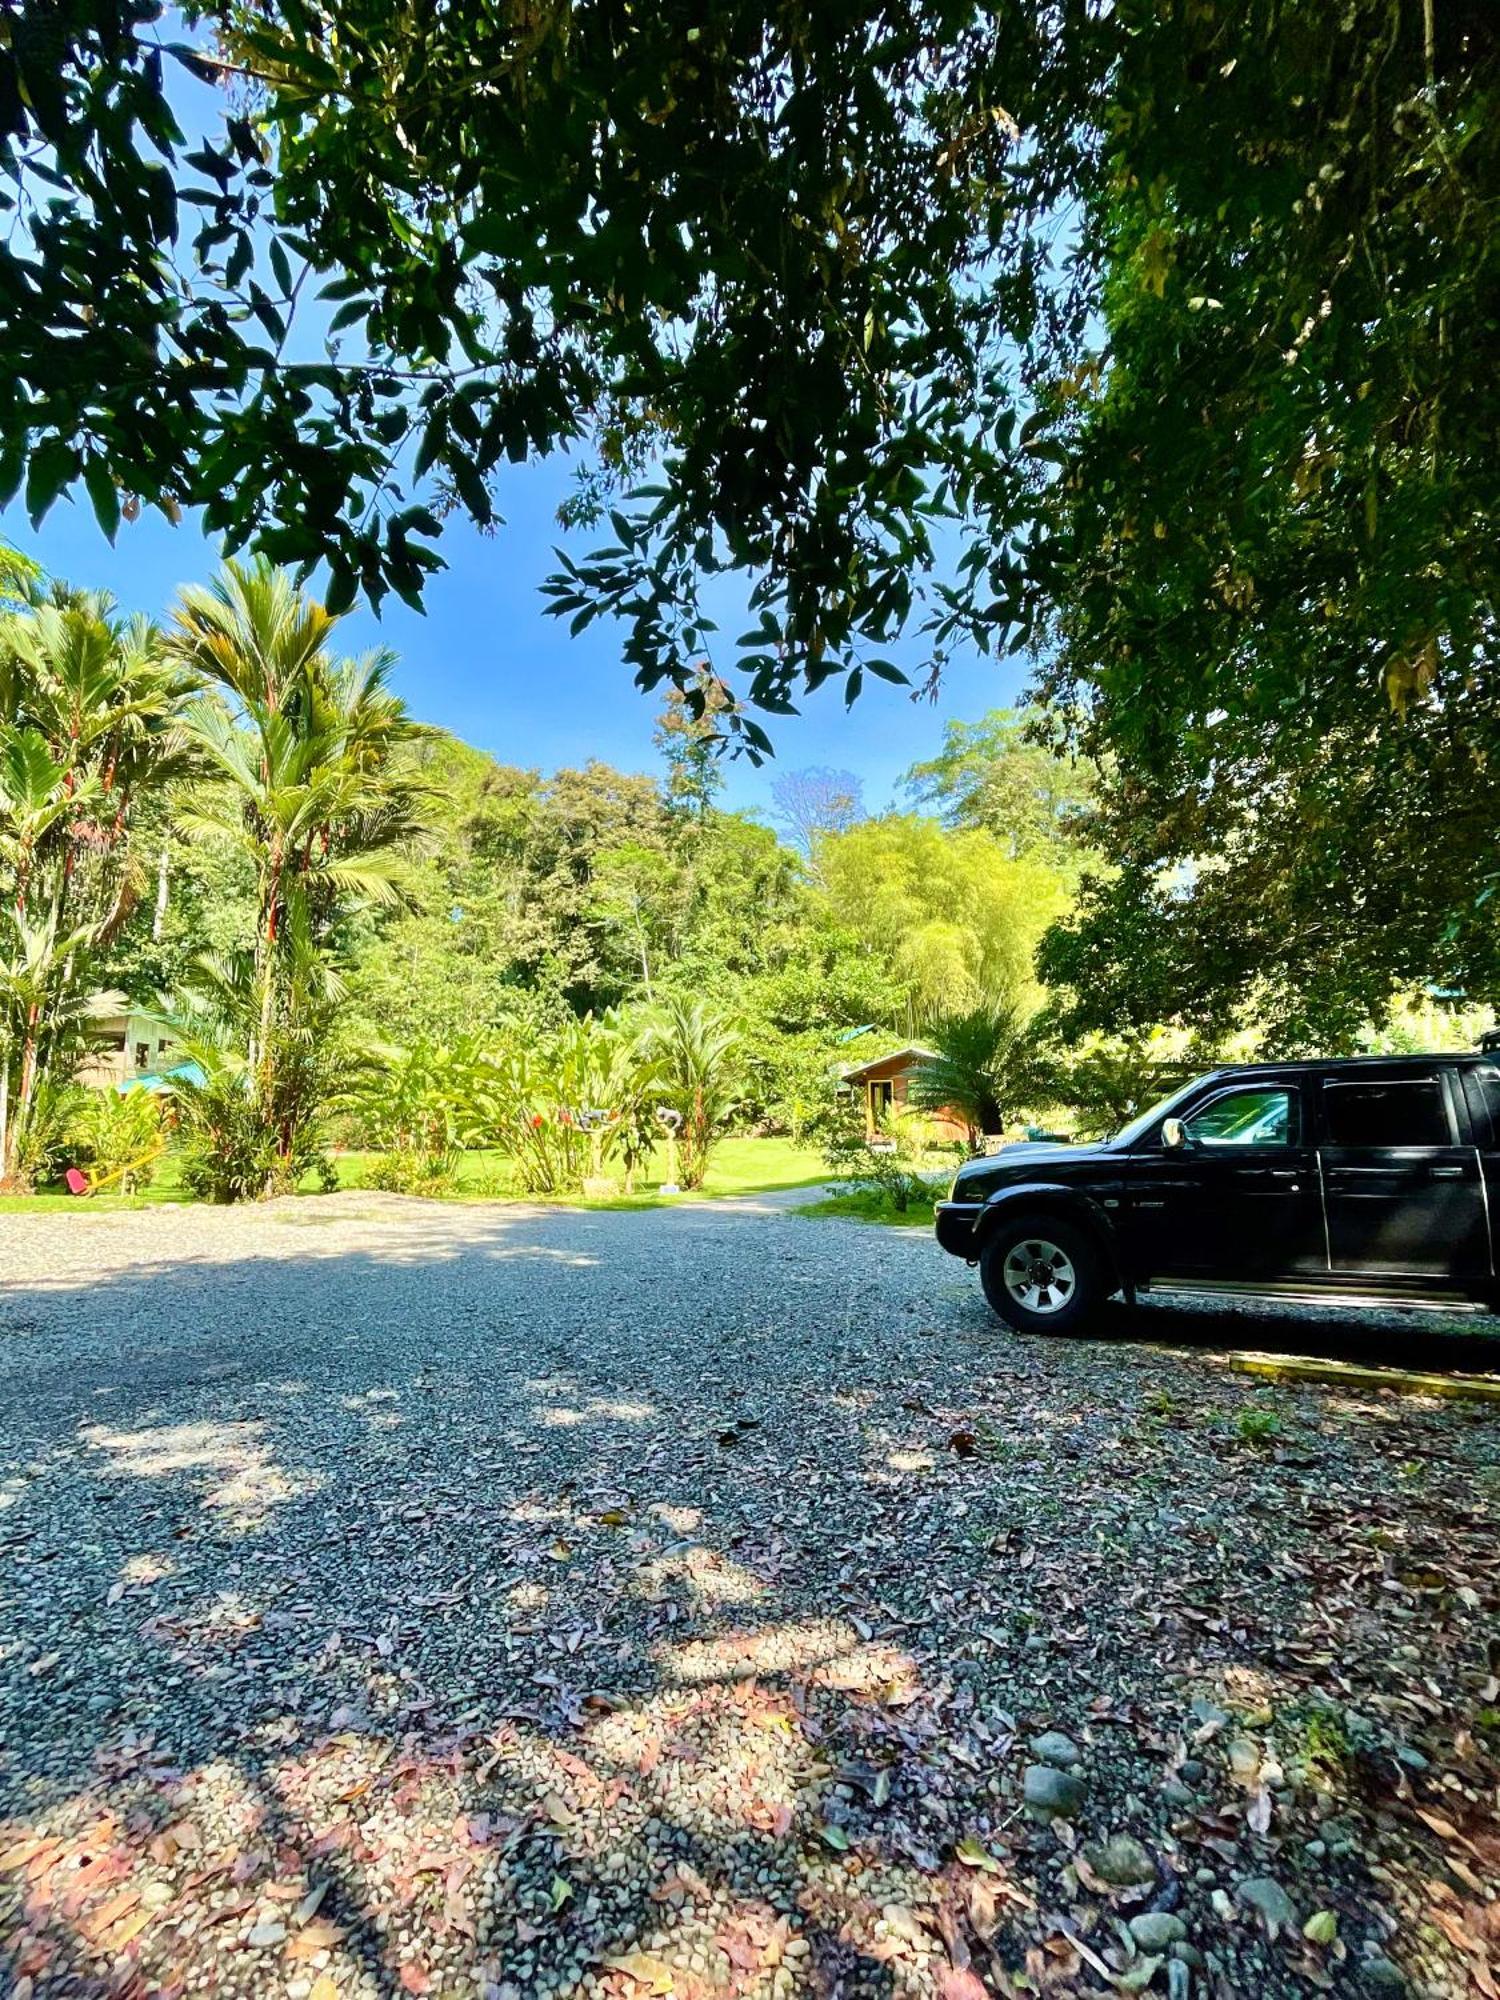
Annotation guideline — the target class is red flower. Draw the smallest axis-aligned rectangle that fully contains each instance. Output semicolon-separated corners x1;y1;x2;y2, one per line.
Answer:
531;1113;545;1129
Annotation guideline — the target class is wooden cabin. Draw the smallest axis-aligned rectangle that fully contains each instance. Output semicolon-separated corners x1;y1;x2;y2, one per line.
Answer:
838;1045;968;1142
75;991;173;1090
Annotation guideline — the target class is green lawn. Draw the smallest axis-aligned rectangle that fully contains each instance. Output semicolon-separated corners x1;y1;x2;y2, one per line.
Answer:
0;1136;830;1216
439;1134;830;1204
794;1188;938;1228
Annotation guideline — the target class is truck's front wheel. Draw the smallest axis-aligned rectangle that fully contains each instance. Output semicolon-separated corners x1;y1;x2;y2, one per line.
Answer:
978;1213;1104;1335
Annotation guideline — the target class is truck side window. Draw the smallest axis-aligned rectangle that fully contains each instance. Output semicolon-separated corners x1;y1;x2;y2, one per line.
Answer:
1185;1088;1295;1145
1323;1079;1449;1147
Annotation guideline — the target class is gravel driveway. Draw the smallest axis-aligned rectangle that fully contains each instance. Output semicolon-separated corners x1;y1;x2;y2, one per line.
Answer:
1;1193;1497;2000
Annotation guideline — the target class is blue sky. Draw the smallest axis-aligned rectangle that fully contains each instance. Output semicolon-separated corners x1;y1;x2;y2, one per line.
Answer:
5;474;1028;817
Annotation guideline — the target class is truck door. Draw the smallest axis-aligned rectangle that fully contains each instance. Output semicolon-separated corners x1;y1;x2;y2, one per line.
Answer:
1318;1071;1489;1281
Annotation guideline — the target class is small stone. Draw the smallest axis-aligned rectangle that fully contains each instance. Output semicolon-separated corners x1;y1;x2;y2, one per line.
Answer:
1226;1736;1261;1784
247;1920;287;1949
1236;1877;1299;1936
1024;1764;1087;1820
1210;1889;1234;1923
1394;1744;1429;1773
884;1905;928;1948
1168;1961;1191;2000
1130;1913;1187;1953
1178;1758;1206;1784
1030;1730;1082;1769
1162;1781;1196;1809
1303;1838;1327;1860
1361;1958;1406;1994
1171;1943;1205;1970
1193;1867;1216;1887
1083;1834;1155;1887
1190;1699;1229;1728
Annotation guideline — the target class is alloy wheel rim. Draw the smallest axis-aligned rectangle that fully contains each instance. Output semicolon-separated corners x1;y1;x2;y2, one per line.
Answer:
1002;1238;1076;1314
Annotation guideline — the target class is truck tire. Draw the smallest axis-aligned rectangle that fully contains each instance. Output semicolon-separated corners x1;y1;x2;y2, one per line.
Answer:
978;1212;1104;1336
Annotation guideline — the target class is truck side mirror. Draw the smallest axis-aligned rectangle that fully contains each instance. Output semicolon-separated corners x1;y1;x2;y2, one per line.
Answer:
1161;1116;1188;1152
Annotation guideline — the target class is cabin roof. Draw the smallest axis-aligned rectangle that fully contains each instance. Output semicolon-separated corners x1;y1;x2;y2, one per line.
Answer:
838;1045;939;1084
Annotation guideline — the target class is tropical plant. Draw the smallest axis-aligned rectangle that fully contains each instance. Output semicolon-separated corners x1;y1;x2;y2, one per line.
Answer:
821;1099;945;1215
164;907;354;1200
481;1040;583;1196
67;1085;165;1192
352;1033;499;1191
638;996;742;1191
168;560;430;1193
360;1034;497;1154
480;1012;660;1196
0;588;192;1187
909;1002;1039;1150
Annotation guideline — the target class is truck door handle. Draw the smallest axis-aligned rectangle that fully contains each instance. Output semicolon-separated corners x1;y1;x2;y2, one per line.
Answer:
1266;1169;1300;1180
1430;1165;1465;1179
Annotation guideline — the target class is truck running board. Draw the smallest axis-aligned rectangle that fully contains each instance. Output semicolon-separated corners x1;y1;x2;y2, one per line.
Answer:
1152;1280;1487;1315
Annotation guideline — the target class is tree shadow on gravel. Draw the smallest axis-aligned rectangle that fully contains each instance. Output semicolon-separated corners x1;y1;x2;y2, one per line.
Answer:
1;1227;1497;1998
1088;1293;1500;1379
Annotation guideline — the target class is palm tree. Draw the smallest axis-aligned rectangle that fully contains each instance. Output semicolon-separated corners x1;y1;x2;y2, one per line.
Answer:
169;560;431;1192
639;995;742;1189
0;587;190;1186
908;1001;1039;1150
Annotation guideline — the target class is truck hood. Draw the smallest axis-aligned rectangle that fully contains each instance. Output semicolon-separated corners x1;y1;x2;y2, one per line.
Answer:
951;1138;1117;1198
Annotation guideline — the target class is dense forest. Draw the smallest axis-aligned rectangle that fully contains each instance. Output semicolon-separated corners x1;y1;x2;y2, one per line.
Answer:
0;552;1110;1200
1;549;1488;1203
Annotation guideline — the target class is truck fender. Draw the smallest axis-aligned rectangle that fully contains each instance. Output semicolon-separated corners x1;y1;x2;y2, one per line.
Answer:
970;1182;1130;1297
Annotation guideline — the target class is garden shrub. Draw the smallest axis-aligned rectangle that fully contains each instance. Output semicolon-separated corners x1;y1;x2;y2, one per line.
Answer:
66;1087;165;1192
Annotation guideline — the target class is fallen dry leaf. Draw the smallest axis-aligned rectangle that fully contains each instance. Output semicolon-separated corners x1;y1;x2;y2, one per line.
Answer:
605;1950;678;1994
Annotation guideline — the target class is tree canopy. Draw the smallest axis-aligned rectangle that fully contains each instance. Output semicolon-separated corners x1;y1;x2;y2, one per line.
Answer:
5;1;1496;1036
2;0;1089;725
1033;0;1500;1044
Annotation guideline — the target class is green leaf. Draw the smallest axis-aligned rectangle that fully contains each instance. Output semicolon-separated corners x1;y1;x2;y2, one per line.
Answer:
329;299;370;334
451;459;493;525
82;460;121;541
955;1836;1001;1873
26;439;76;526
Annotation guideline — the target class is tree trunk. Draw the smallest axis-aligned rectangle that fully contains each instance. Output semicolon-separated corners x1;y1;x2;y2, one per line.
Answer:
152;841;170;941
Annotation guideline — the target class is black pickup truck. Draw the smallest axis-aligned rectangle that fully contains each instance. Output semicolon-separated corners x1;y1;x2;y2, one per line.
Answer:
935;1053;1500;1333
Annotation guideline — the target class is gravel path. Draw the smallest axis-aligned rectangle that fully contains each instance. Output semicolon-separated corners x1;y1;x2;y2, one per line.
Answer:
1;1193;1497;2000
